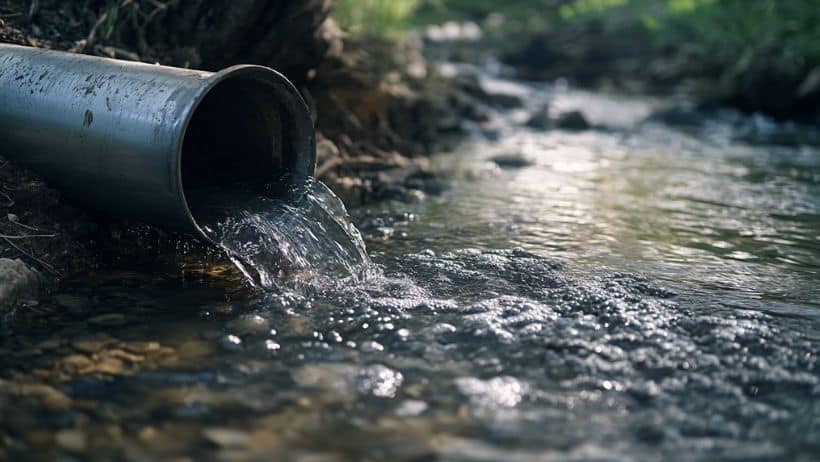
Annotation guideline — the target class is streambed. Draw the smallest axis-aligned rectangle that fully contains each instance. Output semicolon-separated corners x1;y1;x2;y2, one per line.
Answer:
1;73;818;461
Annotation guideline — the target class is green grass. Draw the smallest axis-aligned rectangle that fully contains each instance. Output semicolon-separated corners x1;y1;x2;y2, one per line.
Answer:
332;0;820;103
333;0;422;38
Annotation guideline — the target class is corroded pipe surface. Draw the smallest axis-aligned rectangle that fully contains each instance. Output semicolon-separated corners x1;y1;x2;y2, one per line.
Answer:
0;44;316;240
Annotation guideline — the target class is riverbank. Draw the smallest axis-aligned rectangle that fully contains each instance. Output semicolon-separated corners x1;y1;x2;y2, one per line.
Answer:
409;0;820;125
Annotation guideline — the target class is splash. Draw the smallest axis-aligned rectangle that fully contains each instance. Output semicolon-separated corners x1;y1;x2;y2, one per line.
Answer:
200;178;372;293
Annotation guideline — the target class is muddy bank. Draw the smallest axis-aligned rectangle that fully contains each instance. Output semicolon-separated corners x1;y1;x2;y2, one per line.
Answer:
0;0;500;306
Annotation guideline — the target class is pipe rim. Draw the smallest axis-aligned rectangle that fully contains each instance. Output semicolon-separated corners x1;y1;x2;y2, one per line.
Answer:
174;64;316;244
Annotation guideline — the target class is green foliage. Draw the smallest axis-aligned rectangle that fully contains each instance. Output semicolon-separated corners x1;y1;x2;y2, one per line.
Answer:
652;0;820;73
333;0;422;38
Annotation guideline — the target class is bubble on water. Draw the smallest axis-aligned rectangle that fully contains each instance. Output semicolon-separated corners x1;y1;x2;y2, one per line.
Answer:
456;376;527;408
356;364;404;398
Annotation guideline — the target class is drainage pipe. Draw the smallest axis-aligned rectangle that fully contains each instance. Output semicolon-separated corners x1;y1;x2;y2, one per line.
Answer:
0;44;316;241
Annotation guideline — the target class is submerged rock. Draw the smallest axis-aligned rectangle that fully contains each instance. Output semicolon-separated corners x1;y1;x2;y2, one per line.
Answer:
0;258;42;310
525;105;552;130
490;153;534;169
555;110;591;131
523;100;591;132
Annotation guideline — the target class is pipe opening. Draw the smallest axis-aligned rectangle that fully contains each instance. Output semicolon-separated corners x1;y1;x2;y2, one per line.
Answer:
180;68;315;239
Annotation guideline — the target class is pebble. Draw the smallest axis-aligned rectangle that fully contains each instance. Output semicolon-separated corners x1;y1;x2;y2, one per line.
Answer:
218;335;243;352
122;341;161;354
138;426;157;442
71;339;107;354
202;428;251;448
555;110;591;130
490;153;534;169
95;357;126;375
395;400;428;417
55;429;87;452
106;349;144;364
227;314;270;335
87;313;128;326
61;354;93;373
16;383;72;411
525;105;551;129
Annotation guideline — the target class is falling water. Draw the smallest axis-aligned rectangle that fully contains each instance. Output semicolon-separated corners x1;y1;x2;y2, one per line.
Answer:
199;177;373;293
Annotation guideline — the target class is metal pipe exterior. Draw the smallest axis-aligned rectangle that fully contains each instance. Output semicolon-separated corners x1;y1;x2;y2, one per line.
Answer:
0;44;315;241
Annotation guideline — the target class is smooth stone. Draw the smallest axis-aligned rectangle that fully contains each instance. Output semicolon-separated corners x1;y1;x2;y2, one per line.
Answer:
94;357;126;375
490;153;534;169
87;313;128;326
525;105;552;129
218;335;243;352
61;354;93;373
555;110;591;130
55;429;87;452
15;383;73;411
227;314;270;335
71;339;107;354
202;428;251;448
122;341;161;354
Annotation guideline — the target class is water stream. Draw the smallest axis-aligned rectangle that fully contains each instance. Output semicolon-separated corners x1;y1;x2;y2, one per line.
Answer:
1;71;818;461
199;178;373;294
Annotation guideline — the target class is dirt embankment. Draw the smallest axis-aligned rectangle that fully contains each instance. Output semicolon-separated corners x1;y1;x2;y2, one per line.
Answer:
0;0;496;305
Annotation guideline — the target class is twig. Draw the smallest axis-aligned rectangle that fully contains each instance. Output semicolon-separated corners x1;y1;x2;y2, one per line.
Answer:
9;219;40;232
85;0;134;49
0;233;57;239
0;190;13;208
2;236;61;277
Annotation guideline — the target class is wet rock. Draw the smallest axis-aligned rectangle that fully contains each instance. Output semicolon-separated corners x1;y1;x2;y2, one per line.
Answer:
11;383;73;411
227;314;270;335
490;154;534;169
395;400;428;417
71;339;108;354
555;110;591;131
122;341;161;354
646;106;704;127
61;354;93;374
94;357;126;375
525;105;552;130
55;429;87;452
452;73;523;109
203;428;251;448
485;92;525;109
218;335;243;352
87;313;127;327
0;258;42;309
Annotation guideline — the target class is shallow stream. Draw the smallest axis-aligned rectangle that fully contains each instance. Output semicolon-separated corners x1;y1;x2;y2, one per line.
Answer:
1;72;818;461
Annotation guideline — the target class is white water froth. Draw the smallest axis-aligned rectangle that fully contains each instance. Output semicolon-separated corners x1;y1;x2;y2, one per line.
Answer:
203;179;374;293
